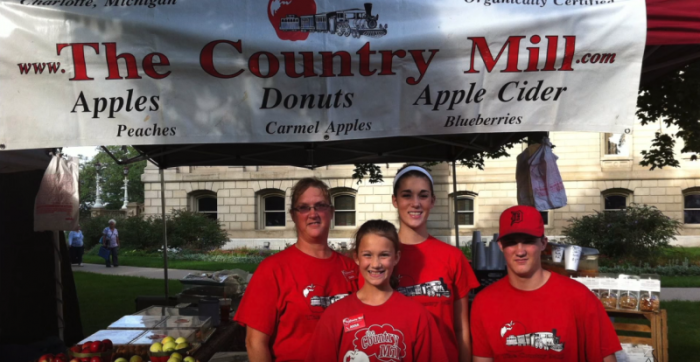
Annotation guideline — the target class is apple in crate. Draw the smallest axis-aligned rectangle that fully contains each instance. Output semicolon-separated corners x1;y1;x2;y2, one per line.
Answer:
38;354;54;362
89;341;103;353
89;357;102;362
70;345;82;353
55;353;68;362
69;359;80;362
101;339;113;351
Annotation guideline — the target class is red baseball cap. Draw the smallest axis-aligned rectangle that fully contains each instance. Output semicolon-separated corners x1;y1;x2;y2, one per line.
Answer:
498;205;545;240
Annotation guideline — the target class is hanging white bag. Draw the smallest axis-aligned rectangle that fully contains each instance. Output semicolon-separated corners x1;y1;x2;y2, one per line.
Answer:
34;154;80;231
529;137;567;210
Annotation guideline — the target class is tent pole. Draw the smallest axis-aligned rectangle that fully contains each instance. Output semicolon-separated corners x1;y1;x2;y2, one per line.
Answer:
452;161;460;248
160;167;169;300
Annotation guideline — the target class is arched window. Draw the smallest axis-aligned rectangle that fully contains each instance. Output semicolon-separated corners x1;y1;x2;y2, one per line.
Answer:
257;189;286;228
449;191;477;226
331;188;357;227
189;190;217;220
683;188;700;224
602;188;633;211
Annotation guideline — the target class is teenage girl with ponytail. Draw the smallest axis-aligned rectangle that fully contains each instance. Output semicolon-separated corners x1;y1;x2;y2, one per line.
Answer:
391;164;480;362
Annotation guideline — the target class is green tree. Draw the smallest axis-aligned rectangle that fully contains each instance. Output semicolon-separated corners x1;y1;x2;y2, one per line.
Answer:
77;146;146;213
637;62;700;170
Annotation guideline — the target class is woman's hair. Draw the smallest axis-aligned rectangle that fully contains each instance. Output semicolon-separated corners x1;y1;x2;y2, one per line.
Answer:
108;219;116;225
392;163;434;197
290;177;332;210
353;220;401;289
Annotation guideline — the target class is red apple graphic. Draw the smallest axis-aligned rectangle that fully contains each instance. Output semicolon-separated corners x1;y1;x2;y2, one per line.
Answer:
268;0;317;41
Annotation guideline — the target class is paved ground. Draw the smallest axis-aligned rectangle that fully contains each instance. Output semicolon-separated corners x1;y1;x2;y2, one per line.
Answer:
661;288;700;302
72;263;205;280
72;264;700;302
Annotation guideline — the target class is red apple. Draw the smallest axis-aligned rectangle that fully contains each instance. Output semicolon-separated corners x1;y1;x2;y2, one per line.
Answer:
70;345;82;353
70;359;80;362
55;353;68;362
90;357;102;362
267;0;317;41
101;339;113;351
80;358;90;362
89;341;102;353
38;354;54;362
81;342;92;352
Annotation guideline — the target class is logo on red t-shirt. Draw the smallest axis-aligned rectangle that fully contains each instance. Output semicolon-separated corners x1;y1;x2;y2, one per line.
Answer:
396;277;451;298
303;284;351;312
347;324;407;362
500;321;565;353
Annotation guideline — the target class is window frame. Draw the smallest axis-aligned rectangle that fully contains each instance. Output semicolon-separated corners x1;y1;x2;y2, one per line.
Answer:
257;189;287;230
539;210;551;227
330;188;357;229
683;188;700;225
188;190;218;220
449;191;477;228
601;188;633;212
601;132;633;160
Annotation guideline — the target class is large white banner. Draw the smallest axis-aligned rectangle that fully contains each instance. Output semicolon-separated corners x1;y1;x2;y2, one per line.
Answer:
0;0;645;150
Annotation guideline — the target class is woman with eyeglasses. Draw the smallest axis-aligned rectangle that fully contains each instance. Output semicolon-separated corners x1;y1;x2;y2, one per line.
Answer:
234;177;359;362
391;164;479;362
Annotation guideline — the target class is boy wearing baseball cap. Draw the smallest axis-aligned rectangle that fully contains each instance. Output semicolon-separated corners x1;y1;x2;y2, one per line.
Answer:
470;205;621;362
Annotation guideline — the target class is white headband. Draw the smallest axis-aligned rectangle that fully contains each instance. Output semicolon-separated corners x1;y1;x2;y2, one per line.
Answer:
393;166;434;188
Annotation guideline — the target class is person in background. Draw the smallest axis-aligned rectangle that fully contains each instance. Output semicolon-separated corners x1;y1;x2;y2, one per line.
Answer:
69;224;84;266
234;178;359;362
102;219;120;268
306;220;447;362
470;205;621;362
391;164;479;362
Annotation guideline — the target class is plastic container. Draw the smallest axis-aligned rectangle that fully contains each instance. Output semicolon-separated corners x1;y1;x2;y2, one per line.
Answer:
108;315;166;329
597;274;619;309
639;274;661;313
157;315;213;341
125;329;196;357
78;329;144;345
617;275;640;311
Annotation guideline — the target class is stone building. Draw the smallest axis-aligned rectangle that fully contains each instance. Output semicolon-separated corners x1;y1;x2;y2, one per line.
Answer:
141;121;700;248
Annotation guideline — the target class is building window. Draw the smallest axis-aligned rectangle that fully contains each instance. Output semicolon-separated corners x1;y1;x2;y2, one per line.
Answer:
602;188;632;211
684;194;700;224
456;197;475;226
603;133;629;156
331;188;356;227
189;191;217;220
449;192;477;227
539;211;549;226
263;195;286;227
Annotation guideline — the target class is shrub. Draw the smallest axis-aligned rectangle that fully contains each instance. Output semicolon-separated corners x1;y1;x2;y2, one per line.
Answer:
79;209;229;252
562;203;680;262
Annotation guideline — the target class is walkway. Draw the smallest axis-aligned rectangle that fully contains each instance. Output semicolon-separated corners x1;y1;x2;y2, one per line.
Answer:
72;263;204;280
72;264;700;302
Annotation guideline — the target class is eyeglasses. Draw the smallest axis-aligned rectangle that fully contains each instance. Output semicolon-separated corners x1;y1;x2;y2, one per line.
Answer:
292;203;333;214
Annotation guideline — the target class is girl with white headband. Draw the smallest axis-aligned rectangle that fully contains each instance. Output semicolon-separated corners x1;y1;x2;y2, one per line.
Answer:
391;164;479;362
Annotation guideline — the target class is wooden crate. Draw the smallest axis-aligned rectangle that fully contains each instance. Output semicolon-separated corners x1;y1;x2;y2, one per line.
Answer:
607;309;668;362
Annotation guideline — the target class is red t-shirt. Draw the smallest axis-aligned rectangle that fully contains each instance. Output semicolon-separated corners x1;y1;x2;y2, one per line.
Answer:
305;292;449;362
392;235;479;362
470;272;622;362
234;246;359;361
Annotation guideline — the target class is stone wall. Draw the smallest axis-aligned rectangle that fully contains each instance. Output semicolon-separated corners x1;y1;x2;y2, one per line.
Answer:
141;123;700;247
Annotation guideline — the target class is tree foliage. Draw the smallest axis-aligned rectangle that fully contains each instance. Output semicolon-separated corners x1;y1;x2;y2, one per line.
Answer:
77;146;146;213
637;62;700;169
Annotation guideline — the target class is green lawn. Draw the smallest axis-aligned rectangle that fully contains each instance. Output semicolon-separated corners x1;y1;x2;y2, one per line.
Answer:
661;275;700;287
82;254;258;273
74;272;184;336
664;301;700;362
73;273;700;360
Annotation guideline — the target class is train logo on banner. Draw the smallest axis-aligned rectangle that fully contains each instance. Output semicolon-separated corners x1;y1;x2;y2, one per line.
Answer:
272;1;388;40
